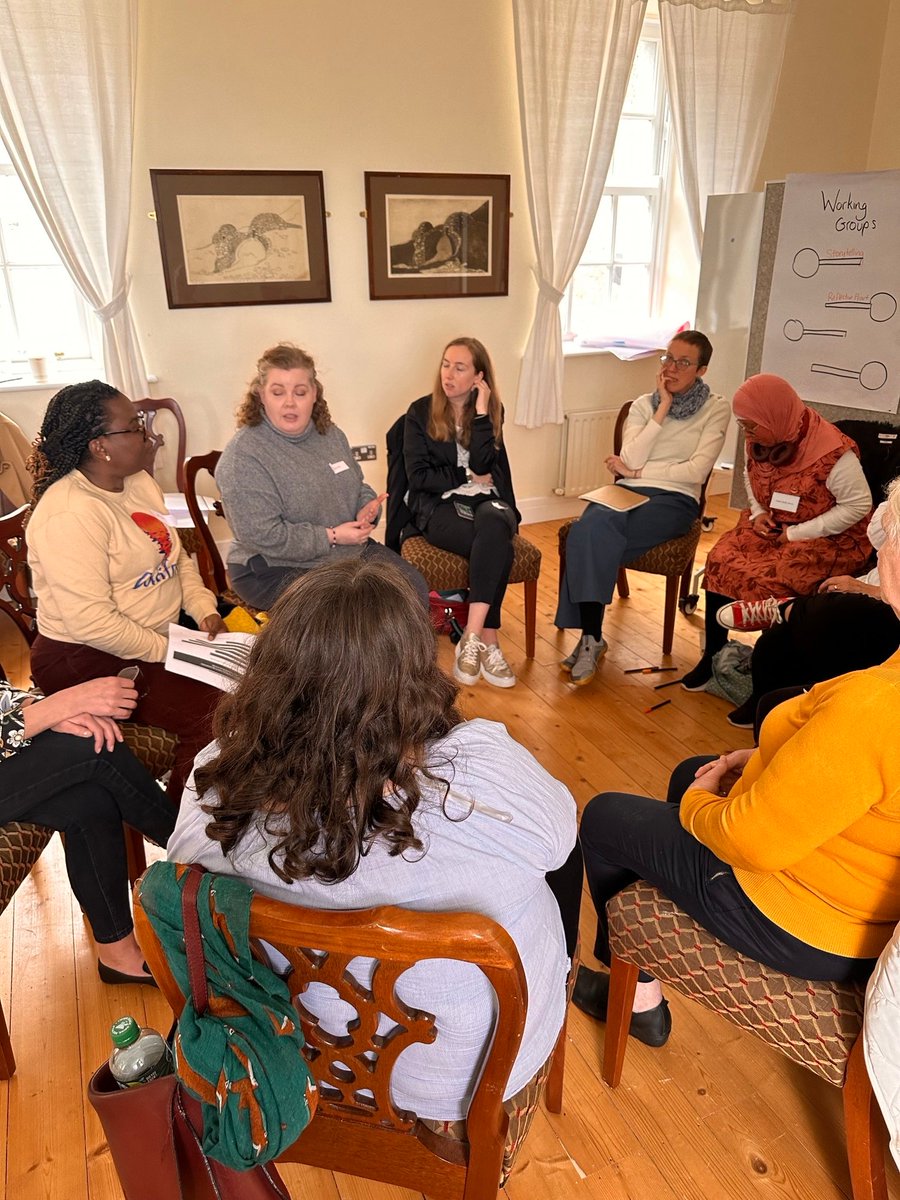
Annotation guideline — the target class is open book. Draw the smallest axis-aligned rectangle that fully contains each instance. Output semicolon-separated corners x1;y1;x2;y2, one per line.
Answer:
579;485;649;511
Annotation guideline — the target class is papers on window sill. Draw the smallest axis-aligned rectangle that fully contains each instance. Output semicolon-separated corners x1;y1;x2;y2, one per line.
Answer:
579;485;649;511
164;623;254;691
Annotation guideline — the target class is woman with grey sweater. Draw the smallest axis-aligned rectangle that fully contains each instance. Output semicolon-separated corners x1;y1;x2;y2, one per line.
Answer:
218;343;428;610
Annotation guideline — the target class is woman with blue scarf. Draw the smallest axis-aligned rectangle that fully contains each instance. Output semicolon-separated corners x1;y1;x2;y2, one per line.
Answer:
555;331;729;685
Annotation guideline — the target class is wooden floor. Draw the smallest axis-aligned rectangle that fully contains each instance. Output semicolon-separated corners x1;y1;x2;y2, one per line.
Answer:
1;496;897;1200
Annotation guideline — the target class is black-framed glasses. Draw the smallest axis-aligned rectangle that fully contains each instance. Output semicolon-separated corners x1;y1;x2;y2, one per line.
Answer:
103;415;147;439
660;354;699;370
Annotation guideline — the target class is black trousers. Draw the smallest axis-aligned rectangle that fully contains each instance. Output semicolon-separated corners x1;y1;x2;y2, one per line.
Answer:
545;839;583;961
751;592;900;700
580;757;876;984
425;499;517;629
230;541;430;612
0;732;176;943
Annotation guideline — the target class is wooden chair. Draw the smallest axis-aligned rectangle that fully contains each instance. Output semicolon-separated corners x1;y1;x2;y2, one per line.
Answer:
557;400;713;655
183;450;264;616
0;504;178;882
602;881;888;1200
135;888;570;1199
133;396;188;491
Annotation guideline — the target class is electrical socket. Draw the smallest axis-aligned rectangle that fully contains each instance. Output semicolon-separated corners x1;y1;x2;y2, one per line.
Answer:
352;444;377;462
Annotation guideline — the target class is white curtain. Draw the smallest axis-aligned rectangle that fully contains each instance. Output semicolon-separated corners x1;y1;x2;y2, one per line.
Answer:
0;0;147;398
659;0;793;255
512;0;647;428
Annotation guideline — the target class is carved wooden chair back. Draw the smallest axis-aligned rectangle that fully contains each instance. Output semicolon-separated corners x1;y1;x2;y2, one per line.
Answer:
183;451;228;595
0;504;36;647
133;397;188;491
135;890;529;1200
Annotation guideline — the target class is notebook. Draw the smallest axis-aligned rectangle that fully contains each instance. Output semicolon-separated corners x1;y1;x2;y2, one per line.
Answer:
579;485;649;511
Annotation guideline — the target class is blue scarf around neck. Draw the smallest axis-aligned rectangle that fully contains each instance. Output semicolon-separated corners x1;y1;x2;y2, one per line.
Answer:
650;376;710;420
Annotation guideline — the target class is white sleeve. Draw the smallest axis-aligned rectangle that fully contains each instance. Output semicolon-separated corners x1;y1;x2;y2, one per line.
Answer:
744;460;765;519
786;452;872;541
618;396;659;470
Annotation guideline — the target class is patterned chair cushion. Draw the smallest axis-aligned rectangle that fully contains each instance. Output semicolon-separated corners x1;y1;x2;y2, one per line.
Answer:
607;881;864;1088
0;822;53;913
557;516;702;578
401;534;541;592
120;722;180;781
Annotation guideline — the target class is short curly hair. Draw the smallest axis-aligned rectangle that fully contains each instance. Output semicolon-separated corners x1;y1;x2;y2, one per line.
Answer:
235;343;332;434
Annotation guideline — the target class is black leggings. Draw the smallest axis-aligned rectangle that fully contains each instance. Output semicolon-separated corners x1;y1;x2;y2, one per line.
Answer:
425;499;517;629
0;732;176;943
545;839;583;961
580;757;876;984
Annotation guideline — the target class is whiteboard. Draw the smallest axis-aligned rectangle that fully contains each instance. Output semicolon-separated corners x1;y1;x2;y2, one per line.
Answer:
760;170;900;413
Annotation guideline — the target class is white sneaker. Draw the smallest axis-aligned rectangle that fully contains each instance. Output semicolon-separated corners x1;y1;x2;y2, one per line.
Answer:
480;642;516;688
560;644;579;671
571;635;607;686
454;631;484;686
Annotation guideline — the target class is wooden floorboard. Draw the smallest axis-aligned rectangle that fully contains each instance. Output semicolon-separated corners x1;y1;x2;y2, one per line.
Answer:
0;497;897;1199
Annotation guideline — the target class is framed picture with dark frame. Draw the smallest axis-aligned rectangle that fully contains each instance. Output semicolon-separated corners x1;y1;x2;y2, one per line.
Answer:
364;172;510;300
149;169;331;308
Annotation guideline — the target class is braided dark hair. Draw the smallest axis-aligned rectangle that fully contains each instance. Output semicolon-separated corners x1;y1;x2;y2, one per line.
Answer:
29;380;120;508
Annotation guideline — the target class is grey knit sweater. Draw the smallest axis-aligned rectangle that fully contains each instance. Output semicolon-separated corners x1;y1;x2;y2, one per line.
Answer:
217;417;377;570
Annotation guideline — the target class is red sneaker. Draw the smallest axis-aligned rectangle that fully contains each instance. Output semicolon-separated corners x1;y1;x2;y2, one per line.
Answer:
716;597;791;632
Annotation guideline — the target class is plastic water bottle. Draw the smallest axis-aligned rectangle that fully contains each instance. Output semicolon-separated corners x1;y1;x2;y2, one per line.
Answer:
108;1016;174;1088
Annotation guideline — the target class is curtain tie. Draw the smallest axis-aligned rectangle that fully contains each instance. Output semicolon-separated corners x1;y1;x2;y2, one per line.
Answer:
94;279;131;322
533;271;565;307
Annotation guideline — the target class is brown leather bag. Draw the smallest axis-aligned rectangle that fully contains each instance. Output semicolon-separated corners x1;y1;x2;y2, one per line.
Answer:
87;867;292;1200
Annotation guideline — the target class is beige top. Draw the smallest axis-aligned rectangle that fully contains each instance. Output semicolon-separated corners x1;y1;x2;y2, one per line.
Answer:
27;470;218;662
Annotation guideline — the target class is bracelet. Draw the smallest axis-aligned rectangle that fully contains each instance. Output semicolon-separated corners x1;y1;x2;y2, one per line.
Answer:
328;527;336;547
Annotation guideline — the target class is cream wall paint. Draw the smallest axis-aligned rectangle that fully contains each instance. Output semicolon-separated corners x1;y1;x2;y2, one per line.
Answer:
868;0;900;168
126;0;571;502
754;0;890;187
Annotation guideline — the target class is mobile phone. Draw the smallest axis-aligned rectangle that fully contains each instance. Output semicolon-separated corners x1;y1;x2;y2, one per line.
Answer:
469;387;479;404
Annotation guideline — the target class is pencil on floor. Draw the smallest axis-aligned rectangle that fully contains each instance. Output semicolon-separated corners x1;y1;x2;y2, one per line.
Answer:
643;699;671;714
624;665;678;674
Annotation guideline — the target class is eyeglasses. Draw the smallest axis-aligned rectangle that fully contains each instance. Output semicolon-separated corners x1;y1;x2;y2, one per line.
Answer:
660;354;700;370
103;416;147;439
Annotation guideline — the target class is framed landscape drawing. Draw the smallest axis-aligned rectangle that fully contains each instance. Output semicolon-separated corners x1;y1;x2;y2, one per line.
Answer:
364;172;510;300
149;169;331;308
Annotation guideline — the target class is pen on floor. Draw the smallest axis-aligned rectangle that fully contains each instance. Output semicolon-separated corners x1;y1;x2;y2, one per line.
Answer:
643;699;671;714
624;665;678;674
653;678;682;690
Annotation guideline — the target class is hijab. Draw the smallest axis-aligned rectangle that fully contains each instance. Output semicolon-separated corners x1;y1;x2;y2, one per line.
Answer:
732;374;846;475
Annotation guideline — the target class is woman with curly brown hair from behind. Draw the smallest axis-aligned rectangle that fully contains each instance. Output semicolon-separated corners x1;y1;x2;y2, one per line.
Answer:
168;556;581;1122
217;342;428;610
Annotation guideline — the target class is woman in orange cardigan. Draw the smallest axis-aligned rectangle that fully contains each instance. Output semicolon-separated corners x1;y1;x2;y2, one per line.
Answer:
574;477;900;1047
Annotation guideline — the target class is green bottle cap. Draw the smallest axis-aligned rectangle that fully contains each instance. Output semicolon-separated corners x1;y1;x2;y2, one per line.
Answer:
110;1016;140;1048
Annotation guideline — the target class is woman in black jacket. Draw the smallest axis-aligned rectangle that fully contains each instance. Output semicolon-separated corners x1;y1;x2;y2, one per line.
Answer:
404;337;519;688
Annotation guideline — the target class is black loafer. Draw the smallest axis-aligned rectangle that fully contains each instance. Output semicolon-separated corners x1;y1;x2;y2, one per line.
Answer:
98;960;159;988
681;655;714;691
572;965;671;1048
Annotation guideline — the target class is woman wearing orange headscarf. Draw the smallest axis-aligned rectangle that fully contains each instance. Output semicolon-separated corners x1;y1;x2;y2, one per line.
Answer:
682;374;872;690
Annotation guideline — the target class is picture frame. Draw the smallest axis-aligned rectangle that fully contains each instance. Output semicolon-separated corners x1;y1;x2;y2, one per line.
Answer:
364;172;510;300
149;169;331;309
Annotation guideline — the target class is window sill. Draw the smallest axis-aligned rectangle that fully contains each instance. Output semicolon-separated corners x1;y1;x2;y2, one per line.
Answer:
0;368;102;394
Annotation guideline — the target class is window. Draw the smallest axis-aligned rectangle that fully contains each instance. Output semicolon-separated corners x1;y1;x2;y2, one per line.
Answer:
0;141;98;373
564;23;674;338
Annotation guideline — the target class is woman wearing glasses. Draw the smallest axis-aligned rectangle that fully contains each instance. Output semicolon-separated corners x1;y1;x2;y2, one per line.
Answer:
682;374;872;692
555;331;729;685
26;381;225;800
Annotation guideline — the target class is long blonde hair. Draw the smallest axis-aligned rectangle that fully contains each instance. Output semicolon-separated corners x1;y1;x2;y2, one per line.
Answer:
427;337;502;448
236;342;332;434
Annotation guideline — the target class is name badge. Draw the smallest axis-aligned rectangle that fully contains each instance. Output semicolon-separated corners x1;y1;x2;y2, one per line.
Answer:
770;491;800;514
330;460;349;475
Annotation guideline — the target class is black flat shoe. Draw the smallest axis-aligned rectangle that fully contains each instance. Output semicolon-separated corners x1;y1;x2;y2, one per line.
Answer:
572;965;671;1048
98;960;158;988
681;655;714;692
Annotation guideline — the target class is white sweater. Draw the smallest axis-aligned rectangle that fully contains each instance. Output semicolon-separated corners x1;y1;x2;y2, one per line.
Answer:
618;391;730;501
168;718;576;1121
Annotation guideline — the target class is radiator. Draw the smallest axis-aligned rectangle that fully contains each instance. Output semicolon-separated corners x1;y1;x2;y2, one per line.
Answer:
555;409;619;497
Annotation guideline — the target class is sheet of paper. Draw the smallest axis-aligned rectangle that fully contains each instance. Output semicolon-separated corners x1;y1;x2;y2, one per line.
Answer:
163;491;216;528
164;623;254;692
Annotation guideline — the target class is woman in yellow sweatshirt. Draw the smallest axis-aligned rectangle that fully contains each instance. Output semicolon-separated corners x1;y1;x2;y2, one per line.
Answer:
575;478;900;1048
26;381;226;800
